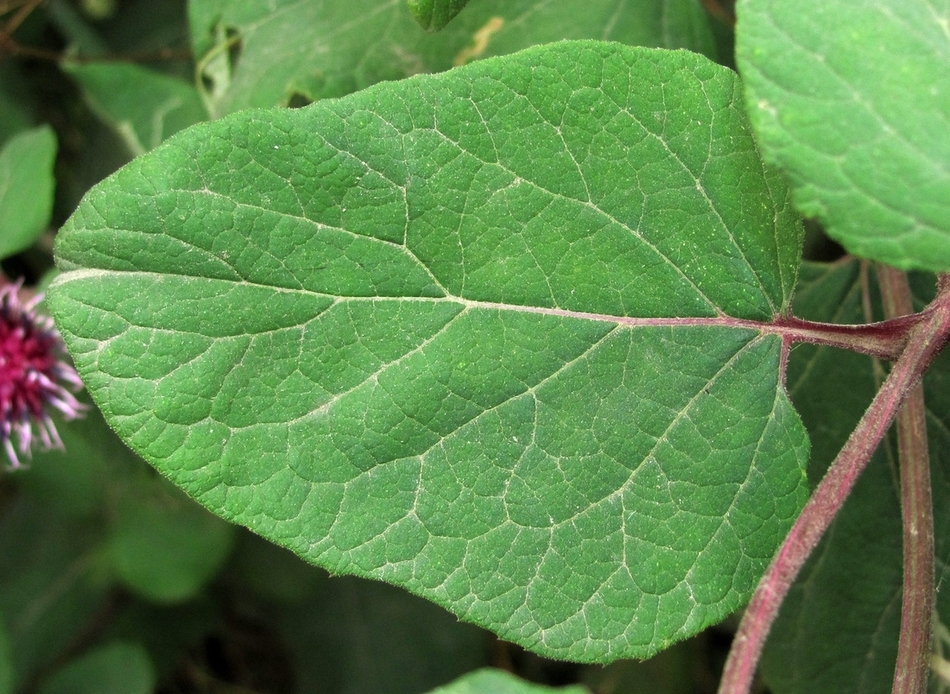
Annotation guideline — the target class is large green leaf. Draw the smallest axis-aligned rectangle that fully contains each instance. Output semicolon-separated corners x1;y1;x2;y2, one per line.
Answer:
190;0;721;115
736;0;950;271
49;42;808;662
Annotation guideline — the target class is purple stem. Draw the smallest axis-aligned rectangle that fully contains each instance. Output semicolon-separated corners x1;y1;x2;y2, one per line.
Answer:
717;278;950;694
878;266;936;694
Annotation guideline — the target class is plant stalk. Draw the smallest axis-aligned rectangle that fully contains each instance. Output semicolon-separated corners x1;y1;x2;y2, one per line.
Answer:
878;266;936;694
717;277;950;694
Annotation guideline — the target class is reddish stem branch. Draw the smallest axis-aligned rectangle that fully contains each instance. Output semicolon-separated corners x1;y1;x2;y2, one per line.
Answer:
718;279;950;694
770;313;924;361
878;266;936;694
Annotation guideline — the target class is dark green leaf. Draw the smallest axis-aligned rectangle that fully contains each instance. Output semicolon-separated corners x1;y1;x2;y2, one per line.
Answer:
49;42;808;661
0;125;57;260
0;610;11;694
278;576;489;693
66;63;207;156
0;494;111;689
36;641;155;694
737;0;950;271
0;65;35;146
408;0;471;31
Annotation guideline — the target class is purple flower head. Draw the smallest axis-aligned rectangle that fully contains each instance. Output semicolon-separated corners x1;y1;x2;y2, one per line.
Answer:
0;280;86;468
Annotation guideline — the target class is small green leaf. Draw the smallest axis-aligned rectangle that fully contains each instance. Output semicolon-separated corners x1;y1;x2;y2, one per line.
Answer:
50;42;808;661
426;669;589;694
0;125;57;260
66;63;207;157
36;641;155;694
737;0;950;271
408;0;471;31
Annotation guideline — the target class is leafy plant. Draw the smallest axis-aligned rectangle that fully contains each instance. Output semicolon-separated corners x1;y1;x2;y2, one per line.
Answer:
1;0;948;693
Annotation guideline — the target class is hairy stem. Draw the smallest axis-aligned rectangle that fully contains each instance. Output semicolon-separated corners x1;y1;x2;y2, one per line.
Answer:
879;266;936;694
717;277;950;694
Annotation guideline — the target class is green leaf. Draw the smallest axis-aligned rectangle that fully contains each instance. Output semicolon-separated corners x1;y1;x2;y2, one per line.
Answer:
0;125;57;260
109;477;236;603
66;63;207;156
190;0;721;115
736;0;950;271
49;42;808;662
36;641;155;694
408;0;471;31
426;669;589;694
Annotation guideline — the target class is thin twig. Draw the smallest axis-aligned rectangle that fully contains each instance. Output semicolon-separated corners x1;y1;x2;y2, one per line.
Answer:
718;276;950;694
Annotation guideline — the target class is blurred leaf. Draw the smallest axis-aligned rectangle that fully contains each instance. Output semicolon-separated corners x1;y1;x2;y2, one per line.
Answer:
407;0;472;31
278;576;489;694
20;406;112;519
0;125;57;260
737;0;950;271
45;0;110;56
93;0;190;60
66;63;207;156
0;610;11;694
427;669;589;694
0;65;35;147
36;641;155;694
109;477;236;603
50;42;807;662
189;0;722;115
106;596;219;678
232;531;326;604
582;636;704;694
0;493;111;689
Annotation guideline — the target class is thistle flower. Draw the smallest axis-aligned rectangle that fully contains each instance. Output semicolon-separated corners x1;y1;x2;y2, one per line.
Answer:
0;281;86;468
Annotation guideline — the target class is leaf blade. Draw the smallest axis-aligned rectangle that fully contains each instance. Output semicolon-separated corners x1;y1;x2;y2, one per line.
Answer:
50;42;808;662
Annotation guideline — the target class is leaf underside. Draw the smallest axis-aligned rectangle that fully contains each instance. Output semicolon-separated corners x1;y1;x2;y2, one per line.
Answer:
49;42;808;662
737;0;950;271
